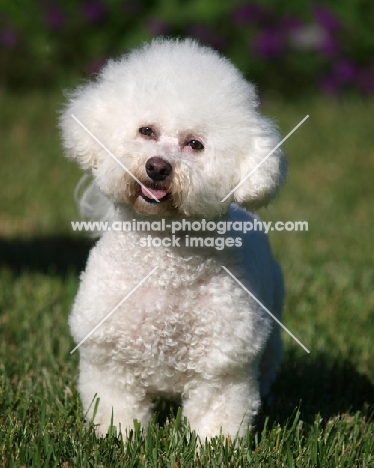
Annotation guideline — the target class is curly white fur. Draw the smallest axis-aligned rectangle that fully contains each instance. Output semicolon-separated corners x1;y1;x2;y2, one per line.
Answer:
60;38;286;440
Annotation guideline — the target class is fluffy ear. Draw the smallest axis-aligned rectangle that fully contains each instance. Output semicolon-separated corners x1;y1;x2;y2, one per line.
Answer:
233;116;287;210
59;83;106;171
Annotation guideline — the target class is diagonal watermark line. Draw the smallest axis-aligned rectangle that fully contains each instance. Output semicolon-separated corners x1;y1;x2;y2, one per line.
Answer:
71;114;160;202
221;115;309;203
221;266;310;354
70;266;159;354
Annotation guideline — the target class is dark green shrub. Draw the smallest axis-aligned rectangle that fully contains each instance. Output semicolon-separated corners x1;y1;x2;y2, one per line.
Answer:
1;0;373;95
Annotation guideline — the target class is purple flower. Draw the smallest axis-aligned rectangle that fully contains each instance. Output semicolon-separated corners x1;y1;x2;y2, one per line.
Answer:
333;60;357;83
44;6;65;29
313;3;341;32
146;19;168;36
253;29;284;58
232;4;268;26
319;35;339;57
0;28;17;48
82;1;106;23
279;15;303;33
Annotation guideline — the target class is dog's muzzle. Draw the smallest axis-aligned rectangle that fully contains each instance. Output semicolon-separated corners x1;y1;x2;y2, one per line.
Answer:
141;156;172;203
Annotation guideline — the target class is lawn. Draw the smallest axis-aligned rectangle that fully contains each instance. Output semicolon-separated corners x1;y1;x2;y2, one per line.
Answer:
0;88;373;467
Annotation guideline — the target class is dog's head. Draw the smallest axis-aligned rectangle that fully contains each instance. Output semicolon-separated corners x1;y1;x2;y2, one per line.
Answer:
60;38;286;218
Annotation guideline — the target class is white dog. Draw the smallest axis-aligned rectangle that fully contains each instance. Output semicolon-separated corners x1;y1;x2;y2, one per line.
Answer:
60;38;286;440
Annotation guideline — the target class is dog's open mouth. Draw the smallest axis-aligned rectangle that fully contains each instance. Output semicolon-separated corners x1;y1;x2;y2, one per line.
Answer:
140;183;170;203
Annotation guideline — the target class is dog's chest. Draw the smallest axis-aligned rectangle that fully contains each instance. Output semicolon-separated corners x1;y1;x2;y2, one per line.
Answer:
99;256;251;371
106;261;221;360
100;268;224;392
76;232;266;393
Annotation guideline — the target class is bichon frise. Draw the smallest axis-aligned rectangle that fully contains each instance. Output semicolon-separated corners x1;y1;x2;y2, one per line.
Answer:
60;38;286;440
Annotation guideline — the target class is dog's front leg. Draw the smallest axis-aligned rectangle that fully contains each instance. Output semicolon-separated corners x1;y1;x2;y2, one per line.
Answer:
182;370;260;441
78;358;153;437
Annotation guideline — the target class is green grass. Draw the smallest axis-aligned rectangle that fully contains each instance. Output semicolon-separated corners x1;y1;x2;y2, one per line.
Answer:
0;89;373;467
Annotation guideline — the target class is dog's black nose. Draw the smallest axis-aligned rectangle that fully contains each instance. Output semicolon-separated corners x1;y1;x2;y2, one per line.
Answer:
145;156;172;181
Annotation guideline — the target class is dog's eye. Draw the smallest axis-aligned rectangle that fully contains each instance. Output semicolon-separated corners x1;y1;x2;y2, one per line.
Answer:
139;126;156;138
187;139;204;151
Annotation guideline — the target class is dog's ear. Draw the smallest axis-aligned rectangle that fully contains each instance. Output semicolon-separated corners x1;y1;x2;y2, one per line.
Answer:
233;116;286;210
59;84;105;171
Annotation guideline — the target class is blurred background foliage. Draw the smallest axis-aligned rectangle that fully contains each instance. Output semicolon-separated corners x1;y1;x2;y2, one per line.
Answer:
1;0;374;96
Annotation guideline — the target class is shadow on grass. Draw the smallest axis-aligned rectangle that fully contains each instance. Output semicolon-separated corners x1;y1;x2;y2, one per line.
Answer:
0;235;93;275
258;351;374;428
152;352;374;433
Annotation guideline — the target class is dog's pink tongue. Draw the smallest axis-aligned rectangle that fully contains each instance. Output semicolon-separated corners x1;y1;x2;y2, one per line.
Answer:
141;185;167;199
